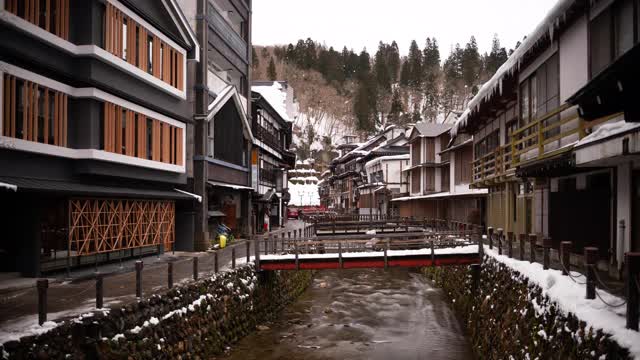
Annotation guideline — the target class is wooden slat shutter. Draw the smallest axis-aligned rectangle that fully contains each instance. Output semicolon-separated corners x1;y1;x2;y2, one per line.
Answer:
152;119;160;161
161;122;170;163
137;114;146;158
176;127;183;166
43;90;49;144
177;52;184;90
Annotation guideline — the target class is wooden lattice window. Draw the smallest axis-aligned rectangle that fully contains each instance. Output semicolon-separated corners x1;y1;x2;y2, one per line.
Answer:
5;0;70;40
3;74;67;146
102;102;183;165
68;199;175;256
104;3;184;90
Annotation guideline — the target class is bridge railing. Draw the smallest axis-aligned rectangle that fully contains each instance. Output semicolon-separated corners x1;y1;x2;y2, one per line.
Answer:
254;225;483;267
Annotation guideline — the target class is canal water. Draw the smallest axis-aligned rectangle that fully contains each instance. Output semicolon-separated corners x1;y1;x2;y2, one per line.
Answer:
224;268;474;360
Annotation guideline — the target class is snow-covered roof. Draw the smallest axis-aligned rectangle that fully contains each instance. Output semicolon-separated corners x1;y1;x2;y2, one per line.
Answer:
288;182;319;206
452;0;577;137
410;122;452;138
252;82;291;122
391;188;488;202
365;154;410;169
575;120;640;148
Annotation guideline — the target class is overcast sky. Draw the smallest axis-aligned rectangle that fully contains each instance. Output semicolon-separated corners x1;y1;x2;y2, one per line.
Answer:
252;0;558;57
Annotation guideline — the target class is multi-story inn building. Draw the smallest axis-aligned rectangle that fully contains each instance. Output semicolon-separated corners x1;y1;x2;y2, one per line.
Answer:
250;84;295;233
393;123;486;223
452;0;640;274
0;0;199;275
177;0;253;249
327;126;406;214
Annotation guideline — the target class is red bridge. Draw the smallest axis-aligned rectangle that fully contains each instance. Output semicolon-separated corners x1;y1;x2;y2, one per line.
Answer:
253;230;482;271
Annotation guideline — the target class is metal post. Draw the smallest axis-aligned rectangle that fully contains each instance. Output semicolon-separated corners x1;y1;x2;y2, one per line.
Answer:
193;256;199;280
496;228;503;255
519;234;526;261
135;261;143;298
487;227;494;249
95;273;103;309
470;264;481;295
168;261;174;288
475;225;484;259
542;237;552;270
384;241;388;270
507;232;514;258
231;247;236;269
37;279;48;325
528;234;537;263
294;241;299;271
625;252;639;330
430;240;435;267
214;251;219;273
246;241;250;263
255;237;262;271
561;241;572;276
584;247;598;300
338;242;343;269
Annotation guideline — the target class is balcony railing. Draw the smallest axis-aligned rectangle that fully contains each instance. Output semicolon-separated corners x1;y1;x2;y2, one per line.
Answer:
253;122;283;151
472;103;621;185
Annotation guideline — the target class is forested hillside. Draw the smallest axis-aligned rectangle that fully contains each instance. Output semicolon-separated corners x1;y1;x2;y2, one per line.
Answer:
253;35;516;162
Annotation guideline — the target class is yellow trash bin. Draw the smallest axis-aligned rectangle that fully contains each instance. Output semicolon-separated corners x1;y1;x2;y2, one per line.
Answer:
219;235;227;248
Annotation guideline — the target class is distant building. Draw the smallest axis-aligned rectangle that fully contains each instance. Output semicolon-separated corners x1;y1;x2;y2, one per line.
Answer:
288;159;320;207
392;123;486;224
250;85;296;232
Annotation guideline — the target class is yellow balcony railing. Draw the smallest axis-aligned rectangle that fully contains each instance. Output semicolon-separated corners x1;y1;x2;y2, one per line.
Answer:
472;103;623;186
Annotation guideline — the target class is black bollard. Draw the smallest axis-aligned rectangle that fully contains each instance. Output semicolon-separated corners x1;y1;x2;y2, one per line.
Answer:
246;241;251;263
470;264;481;295
519;234;526;261
496;228;503;255
560;242;572;276
231;247;236;269
487;227;494;249
135;261;143;298
507;232;514;258
95;273;103;309
584;247;598;300
193;256;199;281
168;261;174;288
528;234;537;263
37;279;48;325
626;253;640;330
542;237;552;270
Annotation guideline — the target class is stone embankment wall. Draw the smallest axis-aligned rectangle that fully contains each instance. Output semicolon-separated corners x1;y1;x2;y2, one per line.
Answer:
423;257;632;360
2;264;312;359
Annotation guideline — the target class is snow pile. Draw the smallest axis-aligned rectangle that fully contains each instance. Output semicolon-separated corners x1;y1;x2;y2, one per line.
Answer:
575;120;640;147
252;82;290;122
259;244;478;261
288;181;319;206
452;0;576;137
0;182;17;192
485;247;640;358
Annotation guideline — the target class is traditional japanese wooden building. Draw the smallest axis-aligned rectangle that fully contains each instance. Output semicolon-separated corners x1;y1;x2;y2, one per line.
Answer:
452;0;640;275
250;84;296;233
177;0;253;249
0;0;199;276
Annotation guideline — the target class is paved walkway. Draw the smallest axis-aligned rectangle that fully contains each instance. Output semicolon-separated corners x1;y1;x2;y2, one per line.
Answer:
0;220;305;343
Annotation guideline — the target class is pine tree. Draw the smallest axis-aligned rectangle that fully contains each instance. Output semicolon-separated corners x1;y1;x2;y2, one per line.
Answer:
374;42;391;91
422;37;441;122
485;34;509;77
267;57;277;81
356;49;371;80
387;89;404;124
387;41;401;83
462;36;481;87
399;60;411;86
407;40;423;88
261;47;269;59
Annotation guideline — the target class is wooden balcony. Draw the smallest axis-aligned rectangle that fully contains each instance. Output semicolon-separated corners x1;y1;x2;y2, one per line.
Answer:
472;104;622;186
